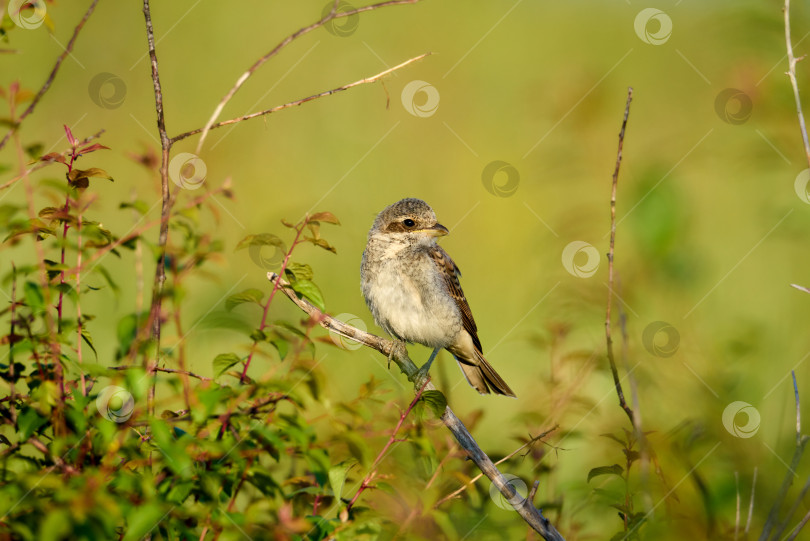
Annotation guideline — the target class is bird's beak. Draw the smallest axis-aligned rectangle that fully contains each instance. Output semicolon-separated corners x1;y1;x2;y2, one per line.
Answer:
423;223;449;237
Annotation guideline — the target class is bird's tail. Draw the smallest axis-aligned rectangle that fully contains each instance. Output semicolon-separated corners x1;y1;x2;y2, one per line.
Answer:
453;349;516;397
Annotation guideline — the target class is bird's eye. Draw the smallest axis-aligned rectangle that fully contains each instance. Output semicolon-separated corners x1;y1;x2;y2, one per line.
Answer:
403;219;416;228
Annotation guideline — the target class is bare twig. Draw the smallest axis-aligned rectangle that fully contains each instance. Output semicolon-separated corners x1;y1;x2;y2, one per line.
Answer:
141;0;174;424
784;0;810;169
786;508;810;541
193;0;421;152
0;0;100;152
267;272;565;541
109;365;212;382
605;87;634;424
172;53;430;144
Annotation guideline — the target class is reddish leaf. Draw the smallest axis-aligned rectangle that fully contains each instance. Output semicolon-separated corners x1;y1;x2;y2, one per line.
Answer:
64;125;77;147
40;152;66;164
77;143;110;156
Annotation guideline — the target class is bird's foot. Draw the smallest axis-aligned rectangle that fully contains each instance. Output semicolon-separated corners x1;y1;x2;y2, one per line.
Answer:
414;348;440;388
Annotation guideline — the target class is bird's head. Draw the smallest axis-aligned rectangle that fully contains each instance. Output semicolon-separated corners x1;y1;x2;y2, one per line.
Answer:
368;198;448;245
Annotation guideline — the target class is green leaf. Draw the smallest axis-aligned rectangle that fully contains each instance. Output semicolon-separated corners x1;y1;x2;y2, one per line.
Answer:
225;288;264;311
328;461;356;501
122;503;165;541
17;407;48;440
119;200;150;215
23;281;44;312
290;279;325;311
270;335;289;360
587;464;624;482
235;233;284;251
284;262;313;281
213;353;241;378
308;211;341;225
80;326;98;359
420;390;447;418
40;508;72;541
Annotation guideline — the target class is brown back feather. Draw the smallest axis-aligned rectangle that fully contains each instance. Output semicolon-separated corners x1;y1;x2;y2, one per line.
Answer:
428;246;483;353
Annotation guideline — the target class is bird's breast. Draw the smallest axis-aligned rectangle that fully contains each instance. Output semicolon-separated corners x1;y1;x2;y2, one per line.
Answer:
361;247;460;349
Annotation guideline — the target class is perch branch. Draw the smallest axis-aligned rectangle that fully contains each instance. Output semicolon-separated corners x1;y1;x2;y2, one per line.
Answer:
267;272;565;541
194;0;422;152
605;87;634;424
784;0;810;169
434;426;558;508
0;0;100;152
172;52;430;144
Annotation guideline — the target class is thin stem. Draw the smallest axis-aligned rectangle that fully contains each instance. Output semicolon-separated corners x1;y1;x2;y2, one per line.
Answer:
605;87;634;424
240;221;306;383
785;0;810;169
141;0;172;421
76;192;86;396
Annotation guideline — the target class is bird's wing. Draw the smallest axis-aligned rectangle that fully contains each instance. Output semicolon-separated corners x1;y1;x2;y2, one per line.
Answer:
428;246;484;353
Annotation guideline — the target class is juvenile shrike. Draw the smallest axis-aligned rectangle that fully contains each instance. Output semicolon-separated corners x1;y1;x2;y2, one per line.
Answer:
360;198;515;396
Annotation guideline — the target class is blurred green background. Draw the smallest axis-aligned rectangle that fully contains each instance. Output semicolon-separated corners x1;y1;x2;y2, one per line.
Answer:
4;0;810;538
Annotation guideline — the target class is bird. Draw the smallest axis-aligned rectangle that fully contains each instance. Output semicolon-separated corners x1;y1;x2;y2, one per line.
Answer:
360;198;515;397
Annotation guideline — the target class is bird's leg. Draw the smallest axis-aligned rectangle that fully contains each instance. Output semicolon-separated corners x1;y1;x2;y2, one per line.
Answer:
415;347;440;385
388;340;404;369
